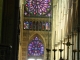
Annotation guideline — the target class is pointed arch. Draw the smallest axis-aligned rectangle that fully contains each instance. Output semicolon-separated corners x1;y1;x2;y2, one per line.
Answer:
27;33;46;58
29;33;46;47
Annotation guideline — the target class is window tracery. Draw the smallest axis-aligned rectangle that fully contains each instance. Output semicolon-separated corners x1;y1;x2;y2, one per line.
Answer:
24;0;52;17
28;37;44;57
23;21;51;31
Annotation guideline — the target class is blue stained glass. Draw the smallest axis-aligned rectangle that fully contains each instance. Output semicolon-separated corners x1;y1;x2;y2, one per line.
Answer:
34;37;38;40
45;22;49;30
28;37;44;56
24;0;52;17
45;22;50;30
24;21;29;29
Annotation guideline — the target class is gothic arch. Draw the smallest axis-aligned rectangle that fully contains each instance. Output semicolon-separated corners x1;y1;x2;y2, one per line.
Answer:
26;33;46;60
29;33;46;47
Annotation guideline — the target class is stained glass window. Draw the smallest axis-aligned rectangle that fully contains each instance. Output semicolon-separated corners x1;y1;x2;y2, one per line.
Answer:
24;0;52;17
29;21;33;29
42;22;45;30
28;37;44;56
36;21;38;30
38;21;42;30
24;21;29;29
23;21;51;31
33;21;36;30
45;22;50;30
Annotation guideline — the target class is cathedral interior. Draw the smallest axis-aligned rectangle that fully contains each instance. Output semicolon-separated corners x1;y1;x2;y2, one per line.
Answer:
0;0;79;60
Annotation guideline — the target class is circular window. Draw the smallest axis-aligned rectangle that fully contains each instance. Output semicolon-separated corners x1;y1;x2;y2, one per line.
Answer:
28;37;44;56
24;0;51;17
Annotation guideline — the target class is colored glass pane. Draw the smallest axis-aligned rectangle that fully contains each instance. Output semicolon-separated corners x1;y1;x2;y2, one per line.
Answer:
28;37;44;56
45;22;50;30
38;21;42;30
24;0;52;17
24;21;29;29
29;21;33;29
42;22;45;30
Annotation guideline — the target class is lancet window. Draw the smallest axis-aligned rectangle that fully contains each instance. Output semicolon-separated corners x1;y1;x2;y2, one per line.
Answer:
23;21;51;31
